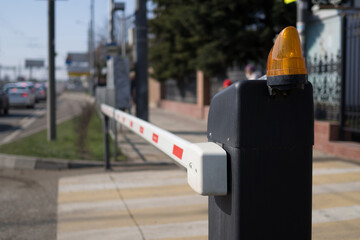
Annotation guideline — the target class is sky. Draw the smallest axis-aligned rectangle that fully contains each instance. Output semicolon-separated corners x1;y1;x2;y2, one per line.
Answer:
0;0;135;81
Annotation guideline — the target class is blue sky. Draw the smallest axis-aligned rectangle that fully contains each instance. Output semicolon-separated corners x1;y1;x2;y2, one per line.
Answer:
0;0;135;80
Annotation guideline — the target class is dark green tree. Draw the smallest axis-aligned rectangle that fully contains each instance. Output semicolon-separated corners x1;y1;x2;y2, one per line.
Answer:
149;0;297;81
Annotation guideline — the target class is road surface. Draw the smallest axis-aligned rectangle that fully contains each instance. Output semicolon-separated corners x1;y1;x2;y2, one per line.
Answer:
0;92;92;145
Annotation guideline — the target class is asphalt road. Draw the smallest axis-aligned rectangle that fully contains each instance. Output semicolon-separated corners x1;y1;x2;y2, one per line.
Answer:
0;167;104;240
0;91;97;240
0;92;92;145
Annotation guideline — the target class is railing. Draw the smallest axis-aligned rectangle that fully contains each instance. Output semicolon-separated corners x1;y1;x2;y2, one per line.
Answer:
100;103;227;196
343;13;360;136
307;52;341;121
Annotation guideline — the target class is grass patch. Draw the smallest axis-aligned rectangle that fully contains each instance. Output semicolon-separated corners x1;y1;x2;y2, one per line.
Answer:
0;104;123;161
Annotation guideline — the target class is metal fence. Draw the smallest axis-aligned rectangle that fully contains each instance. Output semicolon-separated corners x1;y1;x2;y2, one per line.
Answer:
308;13;360;140
164;79;197;104
343;13;360;136
307;52;342;121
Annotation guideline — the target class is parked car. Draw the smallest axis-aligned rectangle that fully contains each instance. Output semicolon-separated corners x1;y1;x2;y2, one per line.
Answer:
35;83;47;101
19;81;36;95
0;89;9;115
3;83;17;93
5;85;36;108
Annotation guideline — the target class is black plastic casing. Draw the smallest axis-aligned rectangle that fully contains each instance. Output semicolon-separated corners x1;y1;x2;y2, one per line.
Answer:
207;80;314;240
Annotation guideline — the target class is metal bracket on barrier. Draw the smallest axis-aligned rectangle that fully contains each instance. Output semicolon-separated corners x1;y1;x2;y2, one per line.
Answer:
101;104;227;196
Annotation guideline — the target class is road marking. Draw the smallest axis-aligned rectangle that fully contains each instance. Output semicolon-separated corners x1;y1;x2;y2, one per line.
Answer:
313;167;360;176
313;205;360;224
313;191;360;210
58;220;207;240
59;174;187;193
0;109;46;144
57;162;360;240
313;181;360;195
64;194;205;213
313;172;360;185
125;194;207;210
313;161;357;169
58;189;120;204
312;218;360;240
58;200;127;214
58;209;137;233
58;194;206;215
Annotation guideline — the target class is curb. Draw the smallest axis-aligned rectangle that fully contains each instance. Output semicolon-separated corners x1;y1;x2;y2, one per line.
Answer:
0;153;176;170
0;153;103;170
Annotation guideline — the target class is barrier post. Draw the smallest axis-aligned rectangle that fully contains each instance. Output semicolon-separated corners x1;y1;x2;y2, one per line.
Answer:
103;114;111;170
113;120;118;161
207;27;313;240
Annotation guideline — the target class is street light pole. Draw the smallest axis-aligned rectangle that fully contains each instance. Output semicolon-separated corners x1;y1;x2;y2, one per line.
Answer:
109;0;115;43
89;0;95;94
47;0;56;141
122;10;126;56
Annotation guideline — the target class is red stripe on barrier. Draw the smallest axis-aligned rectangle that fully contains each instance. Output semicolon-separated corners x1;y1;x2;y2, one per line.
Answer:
140;126;144;134
130;121;133;128
152;133;158;143
172;145;183;160
122;117;125;123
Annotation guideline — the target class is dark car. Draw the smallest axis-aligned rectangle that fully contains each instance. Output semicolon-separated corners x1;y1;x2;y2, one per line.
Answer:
0;89;9;115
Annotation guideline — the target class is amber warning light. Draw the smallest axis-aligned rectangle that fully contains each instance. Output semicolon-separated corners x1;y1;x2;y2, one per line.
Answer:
266;26;308;95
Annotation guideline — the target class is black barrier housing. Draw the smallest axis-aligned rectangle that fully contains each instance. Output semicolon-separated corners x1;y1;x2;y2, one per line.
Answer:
207;80;314;240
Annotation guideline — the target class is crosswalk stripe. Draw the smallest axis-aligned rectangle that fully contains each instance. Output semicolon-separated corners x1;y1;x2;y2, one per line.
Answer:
313;167;360;176
131;204;207;226
58;189;120;204
312;218;360;240
313;191;360;210
58;195;207;215
313;172;360;185
57;209;136;233
58;162;360;240
313;161;357;169
313;205;360;224
59;177;187;193
59;170;187;193
313;181;360;194
58;220;207;240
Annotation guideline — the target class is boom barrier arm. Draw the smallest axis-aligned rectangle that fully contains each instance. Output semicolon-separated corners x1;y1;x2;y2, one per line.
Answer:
101;104;227;196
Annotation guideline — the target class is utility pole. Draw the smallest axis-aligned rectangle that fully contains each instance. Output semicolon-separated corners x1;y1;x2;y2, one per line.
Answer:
109;0;115;43
135;0;148;120
121;10;126;56
89;0;95;94
48;0;56;141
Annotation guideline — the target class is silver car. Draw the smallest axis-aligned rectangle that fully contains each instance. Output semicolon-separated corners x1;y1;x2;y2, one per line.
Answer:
35;83;47;101
6;85;36;108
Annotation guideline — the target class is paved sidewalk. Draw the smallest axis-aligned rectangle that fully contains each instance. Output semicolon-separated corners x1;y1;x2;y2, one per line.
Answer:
57;108;360;240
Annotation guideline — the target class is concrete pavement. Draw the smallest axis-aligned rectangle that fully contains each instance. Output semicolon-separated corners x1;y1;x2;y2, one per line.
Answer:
57;107;360;240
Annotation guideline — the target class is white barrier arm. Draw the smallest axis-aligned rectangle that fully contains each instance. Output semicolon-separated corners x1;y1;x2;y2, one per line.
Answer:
100;104;227;196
